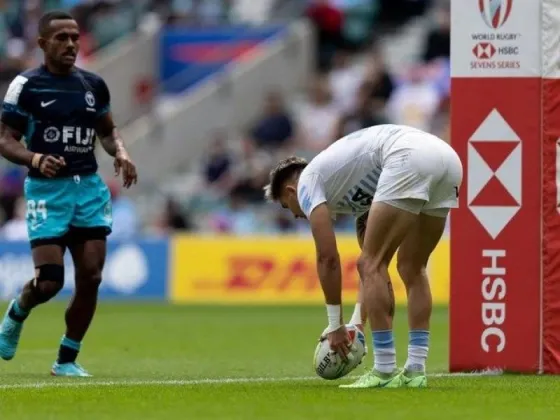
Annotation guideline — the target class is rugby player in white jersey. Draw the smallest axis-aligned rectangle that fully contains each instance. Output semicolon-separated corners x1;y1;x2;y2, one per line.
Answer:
264;125;462;388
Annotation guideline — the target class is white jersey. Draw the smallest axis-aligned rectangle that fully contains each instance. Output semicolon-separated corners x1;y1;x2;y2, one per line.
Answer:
297;124;462;219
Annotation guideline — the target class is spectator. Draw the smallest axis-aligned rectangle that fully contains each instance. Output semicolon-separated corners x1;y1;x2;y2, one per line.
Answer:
272;209;296;233
204;132;233;191
333;0;379;50
329;49;365;114
296;74;341;155
422;4;451;63
1;196;27;241
364;42;394;103
386;64;441;132
230;135;274;203
210;186;259;234
306;0;343;70
336;81;389;138
378;0;430;27
248;91;294;152
162;197;191;232
88;1;137;51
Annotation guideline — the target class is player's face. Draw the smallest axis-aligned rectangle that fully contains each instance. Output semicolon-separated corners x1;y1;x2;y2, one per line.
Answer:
279;184;306;220
40;20;80;68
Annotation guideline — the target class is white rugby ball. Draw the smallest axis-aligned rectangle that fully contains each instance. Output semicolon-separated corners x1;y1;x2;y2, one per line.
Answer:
313;324;367;380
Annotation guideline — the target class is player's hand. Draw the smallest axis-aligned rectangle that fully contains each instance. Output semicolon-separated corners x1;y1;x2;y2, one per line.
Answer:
39;155;66;178
326;325;352;362
114;149;137;188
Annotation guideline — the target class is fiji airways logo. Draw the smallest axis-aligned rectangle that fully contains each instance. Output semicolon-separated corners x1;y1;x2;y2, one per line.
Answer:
468;109;522;239
479;0;513;29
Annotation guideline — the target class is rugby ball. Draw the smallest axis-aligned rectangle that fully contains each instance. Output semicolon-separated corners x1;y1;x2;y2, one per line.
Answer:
313;324;367;380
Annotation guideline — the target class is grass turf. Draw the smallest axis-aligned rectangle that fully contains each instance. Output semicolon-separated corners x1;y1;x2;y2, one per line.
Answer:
0;303;557;419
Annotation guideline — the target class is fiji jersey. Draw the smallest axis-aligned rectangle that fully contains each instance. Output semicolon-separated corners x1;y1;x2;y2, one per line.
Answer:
1;65;110;178
297;124;426;219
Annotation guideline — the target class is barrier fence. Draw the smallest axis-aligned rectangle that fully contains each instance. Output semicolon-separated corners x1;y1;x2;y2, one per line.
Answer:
0;236;450;304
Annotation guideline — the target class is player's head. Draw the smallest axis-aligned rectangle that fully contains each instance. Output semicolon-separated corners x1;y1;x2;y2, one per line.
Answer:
38;11;79;72
264;156;308;219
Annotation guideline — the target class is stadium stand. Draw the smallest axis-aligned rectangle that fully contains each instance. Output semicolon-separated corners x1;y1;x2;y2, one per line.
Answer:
0;0;450;239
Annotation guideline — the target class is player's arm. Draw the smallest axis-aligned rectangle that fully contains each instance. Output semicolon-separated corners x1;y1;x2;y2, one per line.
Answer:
0;123;64;178
309;204;352;358
95;111;125;156
0;122;33;166
0;76;64;177
95;111;137;188
299;175;350;356
94;77;137;187
310;204;342;307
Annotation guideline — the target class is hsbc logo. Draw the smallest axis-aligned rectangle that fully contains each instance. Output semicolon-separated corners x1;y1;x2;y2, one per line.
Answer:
473;43;496;59
479;0;513;29
468;109;521;239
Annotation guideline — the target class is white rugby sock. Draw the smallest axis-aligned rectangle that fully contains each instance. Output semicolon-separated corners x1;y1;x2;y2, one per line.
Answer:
405;346;428;372
404;330;430;372
374;347;397;374
372;330;397;374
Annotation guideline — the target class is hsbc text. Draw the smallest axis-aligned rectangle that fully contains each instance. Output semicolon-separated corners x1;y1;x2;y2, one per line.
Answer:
497;47;519;55
481;249;506;353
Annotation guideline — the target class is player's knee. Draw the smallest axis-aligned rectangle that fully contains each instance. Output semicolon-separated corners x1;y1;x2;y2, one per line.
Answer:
396;259;426;287
357;253;387;282
75;266;102;293
32;264;64;303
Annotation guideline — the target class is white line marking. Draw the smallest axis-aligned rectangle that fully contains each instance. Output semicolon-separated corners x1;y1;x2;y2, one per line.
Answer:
0;371;502;390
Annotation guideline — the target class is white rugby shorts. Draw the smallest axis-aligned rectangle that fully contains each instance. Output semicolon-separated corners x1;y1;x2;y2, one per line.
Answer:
373;133;463;217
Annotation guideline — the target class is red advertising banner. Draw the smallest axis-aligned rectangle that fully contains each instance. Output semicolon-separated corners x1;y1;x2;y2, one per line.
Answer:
450;78;542;372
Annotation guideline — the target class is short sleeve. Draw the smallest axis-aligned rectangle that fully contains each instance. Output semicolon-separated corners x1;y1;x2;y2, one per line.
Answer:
1;75;30;134
95;77;111;118
297;172;327;219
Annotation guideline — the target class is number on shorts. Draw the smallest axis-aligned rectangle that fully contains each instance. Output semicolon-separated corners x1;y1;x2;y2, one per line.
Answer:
27;199;47;221
454;186;459;198
351;188;373;207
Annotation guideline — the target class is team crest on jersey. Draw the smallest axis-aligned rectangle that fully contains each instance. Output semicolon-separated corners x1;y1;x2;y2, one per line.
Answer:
44;127;60;143
85;91;95;107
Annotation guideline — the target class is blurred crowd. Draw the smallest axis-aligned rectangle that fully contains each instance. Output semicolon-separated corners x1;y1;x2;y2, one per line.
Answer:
0;0;451;239
0;0;259;240
0;0;245;83
193;0;451;236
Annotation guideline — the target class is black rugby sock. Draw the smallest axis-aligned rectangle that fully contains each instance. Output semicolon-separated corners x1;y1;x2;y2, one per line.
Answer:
7;299;29;323
57;336;81;364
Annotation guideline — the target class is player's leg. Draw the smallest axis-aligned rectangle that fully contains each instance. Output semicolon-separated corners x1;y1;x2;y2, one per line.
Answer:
0;178;71;361
0;244;66;360
341;137;447;389
50;174;112;377
396;142;462;387
51;231;106;377
396;211;447;388
348;211;373;329
340;200;422;389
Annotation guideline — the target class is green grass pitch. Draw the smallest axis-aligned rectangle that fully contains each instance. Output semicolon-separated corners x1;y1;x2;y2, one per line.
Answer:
0;303;558;419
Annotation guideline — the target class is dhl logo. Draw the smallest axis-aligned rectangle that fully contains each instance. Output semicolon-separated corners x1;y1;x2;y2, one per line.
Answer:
170;236;449;304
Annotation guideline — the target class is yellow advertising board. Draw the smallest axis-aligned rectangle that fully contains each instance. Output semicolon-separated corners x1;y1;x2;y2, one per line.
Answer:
170;235;449;304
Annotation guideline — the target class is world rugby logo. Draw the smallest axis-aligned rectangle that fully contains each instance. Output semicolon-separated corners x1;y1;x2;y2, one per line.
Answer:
479;0;513;29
